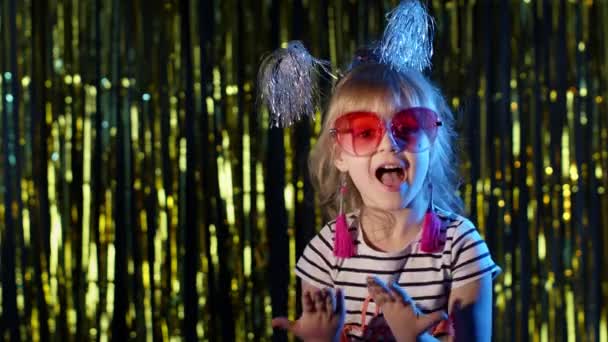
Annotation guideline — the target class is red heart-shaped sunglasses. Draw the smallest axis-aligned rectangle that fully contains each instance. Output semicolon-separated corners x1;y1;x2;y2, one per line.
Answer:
329;107;442;156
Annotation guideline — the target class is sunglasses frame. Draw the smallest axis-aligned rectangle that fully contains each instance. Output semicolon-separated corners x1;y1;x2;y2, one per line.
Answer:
329;107;442;156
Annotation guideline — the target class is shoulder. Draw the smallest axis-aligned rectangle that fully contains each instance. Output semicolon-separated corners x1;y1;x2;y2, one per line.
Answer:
302;212;357;251
295;213;360;288
435;208;479;243
314;212;359;243
435;208;502;287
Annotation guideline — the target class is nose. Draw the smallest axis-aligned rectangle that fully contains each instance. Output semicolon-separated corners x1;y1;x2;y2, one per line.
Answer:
376;129;401;153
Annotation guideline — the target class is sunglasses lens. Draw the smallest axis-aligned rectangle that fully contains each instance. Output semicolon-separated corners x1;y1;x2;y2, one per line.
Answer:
333;112;383;156
391;107;440;152
333;108;440;155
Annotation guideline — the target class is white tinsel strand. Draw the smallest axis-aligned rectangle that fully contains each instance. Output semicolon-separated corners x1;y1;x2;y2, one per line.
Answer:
376;0;435;73
258;41;332;128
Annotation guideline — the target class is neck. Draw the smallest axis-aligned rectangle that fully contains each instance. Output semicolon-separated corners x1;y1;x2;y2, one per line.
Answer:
389;197;427;236
360;197;428;251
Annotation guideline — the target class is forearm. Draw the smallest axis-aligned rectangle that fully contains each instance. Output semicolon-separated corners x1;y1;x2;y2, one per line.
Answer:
450;275;493;342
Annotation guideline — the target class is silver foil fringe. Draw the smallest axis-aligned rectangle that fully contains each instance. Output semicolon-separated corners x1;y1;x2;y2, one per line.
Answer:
258;41;332;128
376;0;435;72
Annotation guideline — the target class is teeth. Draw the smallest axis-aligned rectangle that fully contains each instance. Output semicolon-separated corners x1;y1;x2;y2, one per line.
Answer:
381;163;401;169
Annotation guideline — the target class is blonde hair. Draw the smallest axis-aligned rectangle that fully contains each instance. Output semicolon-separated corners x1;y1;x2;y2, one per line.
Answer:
309;63;463;220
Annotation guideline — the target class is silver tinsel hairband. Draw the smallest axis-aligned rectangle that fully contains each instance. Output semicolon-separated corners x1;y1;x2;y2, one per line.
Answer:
257;41;334;128
257;0;435;128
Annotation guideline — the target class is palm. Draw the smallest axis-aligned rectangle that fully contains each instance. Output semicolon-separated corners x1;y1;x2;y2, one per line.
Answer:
291;310;340;340
367;276;447;342
272;288;345;342
380;302;428;340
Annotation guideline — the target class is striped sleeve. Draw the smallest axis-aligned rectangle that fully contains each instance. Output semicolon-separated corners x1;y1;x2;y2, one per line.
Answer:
295;225;336;289
450;220;501;289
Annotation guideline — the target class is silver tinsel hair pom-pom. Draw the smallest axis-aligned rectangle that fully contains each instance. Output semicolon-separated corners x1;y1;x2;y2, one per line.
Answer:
258;41;332;128
376;0;435;72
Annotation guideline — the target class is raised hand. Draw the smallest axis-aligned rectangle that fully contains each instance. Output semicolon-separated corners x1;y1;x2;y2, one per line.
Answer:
367;276;447;342
272;287;345;342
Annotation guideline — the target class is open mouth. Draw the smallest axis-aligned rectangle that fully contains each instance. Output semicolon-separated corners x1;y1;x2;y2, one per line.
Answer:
375;165;405;188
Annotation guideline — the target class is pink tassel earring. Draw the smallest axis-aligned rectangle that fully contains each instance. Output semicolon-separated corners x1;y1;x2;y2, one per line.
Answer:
420;182;443;252
334;174;355;258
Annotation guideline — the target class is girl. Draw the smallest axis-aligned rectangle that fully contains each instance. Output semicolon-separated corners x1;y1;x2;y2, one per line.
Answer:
263;2;501;341
271;62;501;341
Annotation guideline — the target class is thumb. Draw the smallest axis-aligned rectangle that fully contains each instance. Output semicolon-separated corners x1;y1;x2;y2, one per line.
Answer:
418;311;449;331
271;317;294;331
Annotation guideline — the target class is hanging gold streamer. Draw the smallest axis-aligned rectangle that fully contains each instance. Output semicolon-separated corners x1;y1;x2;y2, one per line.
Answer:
0;0;607;341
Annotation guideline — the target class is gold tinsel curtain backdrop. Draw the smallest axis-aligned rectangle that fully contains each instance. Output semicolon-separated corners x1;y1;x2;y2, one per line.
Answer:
0;0;607;341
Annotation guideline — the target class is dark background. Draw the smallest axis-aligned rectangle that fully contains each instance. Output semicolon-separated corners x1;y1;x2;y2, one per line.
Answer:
0;0;607;341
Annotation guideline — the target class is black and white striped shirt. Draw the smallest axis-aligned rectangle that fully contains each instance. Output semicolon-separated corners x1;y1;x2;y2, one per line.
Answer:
295;209;501;341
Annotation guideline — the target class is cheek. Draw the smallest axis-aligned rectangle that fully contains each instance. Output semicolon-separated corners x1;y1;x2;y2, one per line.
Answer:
404;131;432;152
406;153;430;183
347;159;375;184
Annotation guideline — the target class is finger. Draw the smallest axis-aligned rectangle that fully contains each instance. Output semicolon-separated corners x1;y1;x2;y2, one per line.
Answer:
389;287;408;305
366;281;380;297
366;279;379;294
390;281;414;306
378;291;394;304
372;276;392;293
367;276;393;301
370;287;389;306
335;288;345;316
366;276;376;288
418;311;449;332
412;305;424;318
302;290;314;312
368;291;379;305
313;290;325;312
308;290;318;312
271;317;293;331
324;288;335;313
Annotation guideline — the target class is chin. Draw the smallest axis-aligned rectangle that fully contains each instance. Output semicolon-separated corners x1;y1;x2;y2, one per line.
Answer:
368;199;407;211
